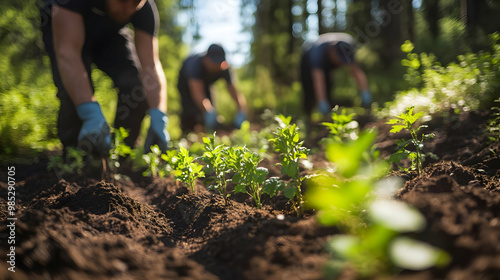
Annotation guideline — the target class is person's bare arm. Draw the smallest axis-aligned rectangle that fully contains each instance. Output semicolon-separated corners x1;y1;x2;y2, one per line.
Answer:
52;6;94;106
311;69;328;102
226;83;247;112
134;29;167;112
349;63;368;91
188;79;213;112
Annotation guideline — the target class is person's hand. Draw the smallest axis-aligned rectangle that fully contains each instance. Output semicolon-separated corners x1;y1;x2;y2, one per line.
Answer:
204;109;218;130
317;99;331;115
361;89;372;108
76;102;111;157
234;110;247;129
144;108;170;153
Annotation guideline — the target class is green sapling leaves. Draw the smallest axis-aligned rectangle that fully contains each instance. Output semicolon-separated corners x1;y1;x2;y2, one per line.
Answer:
387;106;436;174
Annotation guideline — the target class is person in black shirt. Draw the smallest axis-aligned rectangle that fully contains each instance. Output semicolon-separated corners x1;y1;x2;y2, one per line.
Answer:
177;44;247;131
300;33;372;117
40;0;170;156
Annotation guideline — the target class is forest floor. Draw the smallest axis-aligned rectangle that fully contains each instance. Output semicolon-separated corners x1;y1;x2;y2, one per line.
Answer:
0;109;499;280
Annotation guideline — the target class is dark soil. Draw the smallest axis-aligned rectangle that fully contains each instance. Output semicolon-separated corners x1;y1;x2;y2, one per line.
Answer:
1;109;499;280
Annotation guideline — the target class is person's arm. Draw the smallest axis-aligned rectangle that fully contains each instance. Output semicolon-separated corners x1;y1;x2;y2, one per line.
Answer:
311;69;328;102
135;29;170;151
226;83;247;112
348;63;368;91
52;6;94;106
134;29;167;112
188;79;213;112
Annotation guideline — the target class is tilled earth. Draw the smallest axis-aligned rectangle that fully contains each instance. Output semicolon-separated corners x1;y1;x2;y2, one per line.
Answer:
0;109;499;280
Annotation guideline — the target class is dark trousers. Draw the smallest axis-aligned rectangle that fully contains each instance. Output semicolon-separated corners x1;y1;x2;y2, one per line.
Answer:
177;75;212;131
41;17;148;149
300;52;333;116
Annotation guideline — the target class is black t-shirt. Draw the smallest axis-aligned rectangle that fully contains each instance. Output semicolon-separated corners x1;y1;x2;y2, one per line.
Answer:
303;32;356;71
41;0;158;38
179;53;233;87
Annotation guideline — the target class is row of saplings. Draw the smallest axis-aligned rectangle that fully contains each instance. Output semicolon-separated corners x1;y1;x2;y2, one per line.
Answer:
49;108;451;279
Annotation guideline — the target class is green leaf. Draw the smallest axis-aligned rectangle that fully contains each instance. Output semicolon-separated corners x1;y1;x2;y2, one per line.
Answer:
369;200;426;232
234;184;247;194
283;186;298;199
389;237;450;270
254;167;269;184
390;125;406;133
389;151;410;163
262;177;285;197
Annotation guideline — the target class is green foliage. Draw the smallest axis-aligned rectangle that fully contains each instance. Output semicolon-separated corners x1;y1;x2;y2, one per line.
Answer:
269;115;309;216
167;147;204;193
387;107;436;175
386;34;500;117
230;120;272;157
488;98;500;142
109;127;133;172
142;145;167;178
228;146;283;209
307;130;448;278
47;147;86;176
200;133;234;205
322;109;359;144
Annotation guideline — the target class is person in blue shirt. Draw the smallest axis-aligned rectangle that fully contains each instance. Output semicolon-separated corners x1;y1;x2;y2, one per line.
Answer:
40;0;170;157
300;33;372;116
177;44;247;131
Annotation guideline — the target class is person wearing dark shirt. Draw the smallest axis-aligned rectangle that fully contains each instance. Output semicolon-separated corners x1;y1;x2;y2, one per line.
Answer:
177;44;247;131
300;32;372;116
40;0;170;157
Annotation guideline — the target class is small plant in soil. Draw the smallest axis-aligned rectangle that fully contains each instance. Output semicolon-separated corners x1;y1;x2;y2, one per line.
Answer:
109;127;132;173
142;144;167;178
269;115;309;216
308;130;449;278
387;106;436;175
488;98;500;142
166;147;205;193
48;147;86;176
228;146;284;208
200;133;233;205
322;108;359;143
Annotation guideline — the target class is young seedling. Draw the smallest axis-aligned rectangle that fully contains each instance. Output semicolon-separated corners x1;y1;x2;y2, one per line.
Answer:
109;127;133;173
142;144;167;178
200;133;233;205
167;147;205;193
269;115;309;216
47;147;86;177
488;98;500;142
387;106;435;175
229;146;284;208
307;131;449;278
322;109;359;143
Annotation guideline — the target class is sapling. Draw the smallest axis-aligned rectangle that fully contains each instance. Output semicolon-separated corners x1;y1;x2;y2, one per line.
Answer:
269;115;309;216
109;127;132;173
168;147;205;193
307;131;449;278
322;109;359;143
200;133;233;205
488;98;500;142
47;147;86;177
387;106;435;175
142;144;167;178
229;146;284;208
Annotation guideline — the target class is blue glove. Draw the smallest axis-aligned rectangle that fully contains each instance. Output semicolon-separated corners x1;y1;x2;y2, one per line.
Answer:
204;109;218;130
361;90;372;108
76;102;111;157
234;110;247;129
317;99;331;115
144;108;170;153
